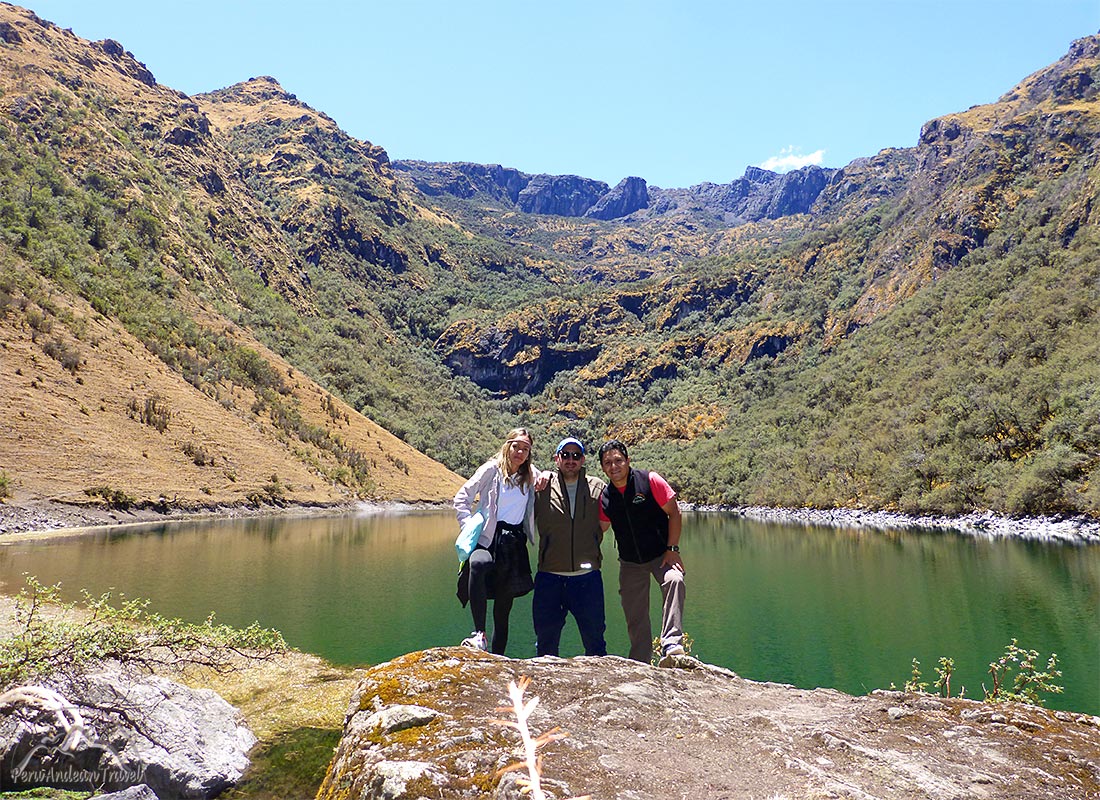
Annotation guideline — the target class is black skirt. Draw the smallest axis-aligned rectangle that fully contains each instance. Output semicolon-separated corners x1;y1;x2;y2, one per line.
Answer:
456;521;533;606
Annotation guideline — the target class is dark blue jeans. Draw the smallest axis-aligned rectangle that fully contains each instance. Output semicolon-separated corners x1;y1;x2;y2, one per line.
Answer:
532;570;607;657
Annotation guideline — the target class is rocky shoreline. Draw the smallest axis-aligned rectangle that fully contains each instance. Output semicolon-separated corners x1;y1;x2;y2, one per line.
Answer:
2;496;1099;545
708;505;1100;545
0;497;439;540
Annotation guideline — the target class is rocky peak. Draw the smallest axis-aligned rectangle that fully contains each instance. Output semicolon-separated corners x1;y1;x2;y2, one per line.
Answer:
647;164;837;223
516;173;609;216
215;75;300;105
743;164;782;184
392;161;530;202
767;165;835;217
90;39;156;87
584;176;650;220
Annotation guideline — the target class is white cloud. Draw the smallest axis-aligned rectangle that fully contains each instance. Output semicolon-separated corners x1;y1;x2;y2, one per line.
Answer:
757;146;826;173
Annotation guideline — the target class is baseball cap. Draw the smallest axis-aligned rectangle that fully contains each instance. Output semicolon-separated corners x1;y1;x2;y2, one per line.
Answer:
555;437;585;454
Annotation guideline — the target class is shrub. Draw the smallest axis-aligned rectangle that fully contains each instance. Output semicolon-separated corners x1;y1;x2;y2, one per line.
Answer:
899;640;1063;707
182;439;211;466
248;474;288;507
42;335;81;373
128;394;170;433
25;306;51;333
985;639;1064;706
83;485;136;510
0;470;10;500
0;576;288;690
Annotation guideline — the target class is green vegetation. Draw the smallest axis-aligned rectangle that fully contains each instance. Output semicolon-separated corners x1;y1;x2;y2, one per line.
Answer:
0;576;288;691
247;473;289;507
83;484;136;509
985;639;1064;706
651;632;694;666
901;640;1064;707
0;470;10;500
129;394;171;433
642;217;1100;515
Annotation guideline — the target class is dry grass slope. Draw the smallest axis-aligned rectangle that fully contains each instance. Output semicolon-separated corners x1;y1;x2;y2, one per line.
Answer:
0;285;462;509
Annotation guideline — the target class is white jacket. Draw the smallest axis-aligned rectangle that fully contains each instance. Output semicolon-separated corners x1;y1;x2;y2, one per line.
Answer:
454;459;537;547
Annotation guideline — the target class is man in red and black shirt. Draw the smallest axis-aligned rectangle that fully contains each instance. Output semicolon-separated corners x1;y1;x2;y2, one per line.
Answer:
598;439;685;663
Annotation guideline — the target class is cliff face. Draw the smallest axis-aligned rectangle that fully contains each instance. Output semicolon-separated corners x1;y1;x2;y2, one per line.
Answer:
392;160;836;223
316;648;1100;800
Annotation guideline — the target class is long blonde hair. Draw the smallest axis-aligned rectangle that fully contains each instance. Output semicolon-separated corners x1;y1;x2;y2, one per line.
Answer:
495;427;534;490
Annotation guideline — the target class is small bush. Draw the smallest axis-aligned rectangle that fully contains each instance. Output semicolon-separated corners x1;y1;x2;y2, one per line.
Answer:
83;485;136;510
248;474;288;507
42;336;81;373
182;439;211;466
0;471;10;500
898;640;1063;707
651;632;694;666
128;394;171;432
985;639;1064;706
25;306;51;333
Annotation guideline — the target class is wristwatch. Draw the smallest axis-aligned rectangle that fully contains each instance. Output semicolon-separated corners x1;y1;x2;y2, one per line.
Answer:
666;545;680;552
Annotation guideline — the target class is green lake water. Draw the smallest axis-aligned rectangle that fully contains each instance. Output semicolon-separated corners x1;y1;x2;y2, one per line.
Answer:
1;510;1096;714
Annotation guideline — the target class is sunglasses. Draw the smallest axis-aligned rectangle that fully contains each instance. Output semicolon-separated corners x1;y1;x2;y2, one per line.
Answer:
558;451;584;460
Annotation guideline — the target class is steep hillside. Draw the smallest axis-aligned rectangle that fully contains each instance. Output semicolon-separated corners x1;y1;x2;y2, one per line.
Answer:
0;273;460;506
0;5;463;509
1;2;1097;518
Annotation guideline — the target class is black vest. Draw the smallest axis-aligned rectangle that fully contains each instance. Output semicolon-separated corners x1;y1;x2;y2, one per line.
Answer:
600;469;668;563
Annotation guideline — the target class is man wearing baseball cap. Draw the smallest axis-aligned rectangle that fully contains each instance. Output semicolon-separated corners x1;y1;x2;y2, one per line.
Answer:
531;437;608;656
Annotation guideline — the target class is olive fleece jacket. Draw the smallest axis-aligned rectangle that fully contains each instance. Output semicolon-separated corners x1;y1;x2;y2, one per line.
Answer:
534;469;606;573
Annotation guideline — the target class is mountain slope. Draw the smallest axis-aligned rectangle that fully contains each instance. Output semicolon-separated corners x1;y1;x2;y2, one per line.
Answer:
1;2;1097;517
0;5;463;508
0;274;459;505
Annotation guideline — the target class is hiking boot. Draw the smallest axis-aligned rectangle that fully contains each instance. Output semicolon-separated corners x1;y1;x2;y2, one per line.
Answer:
461;631;488;651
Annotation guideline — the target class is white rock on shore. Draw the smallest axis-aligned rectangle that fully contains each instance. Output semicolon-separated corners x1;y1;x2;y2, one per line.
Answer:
701;505;1100;544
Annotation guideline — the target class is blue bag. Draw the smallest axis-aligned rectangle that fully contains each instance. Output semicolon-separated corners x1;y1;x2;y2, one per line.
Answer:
455;511;486;562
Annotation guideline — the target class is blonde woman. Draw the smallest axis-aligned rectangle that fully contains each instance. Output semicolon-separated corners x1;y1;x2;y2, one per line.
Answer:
453;428;537;654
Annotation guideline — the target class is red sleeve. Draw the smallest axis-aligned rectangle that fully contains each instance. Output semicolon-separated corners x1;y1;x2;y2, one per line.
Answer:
648;472;677;507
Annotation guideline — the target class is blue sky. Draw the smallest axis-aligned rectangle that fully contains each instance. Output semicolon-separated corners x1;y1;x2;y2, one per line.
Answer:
26;0;1100;188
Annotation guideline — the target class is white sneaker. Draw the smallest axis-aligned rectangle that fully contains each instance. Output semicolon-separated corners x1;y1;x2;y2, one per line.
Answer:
461;631;488;651
658;643;686;667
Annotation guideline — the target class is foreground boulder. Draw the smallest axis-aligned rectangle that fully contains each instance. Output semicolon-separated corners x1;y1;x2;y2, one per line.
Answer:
0;666;256;799
317;647;1100;800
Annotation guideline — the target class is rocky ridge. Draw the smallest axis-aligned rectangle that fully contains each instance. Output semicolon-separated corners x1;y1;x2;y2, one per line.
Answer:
392;159;835;223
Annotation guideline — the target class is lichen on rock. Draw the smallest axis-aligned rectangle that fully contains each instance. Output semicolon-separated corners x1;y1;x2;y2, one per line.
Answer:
317;647;1100;800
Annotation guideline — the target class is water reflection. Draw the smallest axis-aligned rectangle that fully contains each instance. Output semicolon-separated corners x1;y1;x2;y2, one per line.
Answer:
0;510;1096;714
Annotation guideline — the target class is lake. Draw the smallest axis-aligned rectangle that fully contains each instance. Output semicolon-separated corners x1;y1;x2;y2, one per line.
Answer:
0;509;1096;715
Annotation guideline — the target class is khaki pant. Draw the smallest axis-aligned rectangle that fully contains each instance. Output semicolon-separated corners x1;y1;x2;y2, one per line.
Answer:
618;556;685;662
